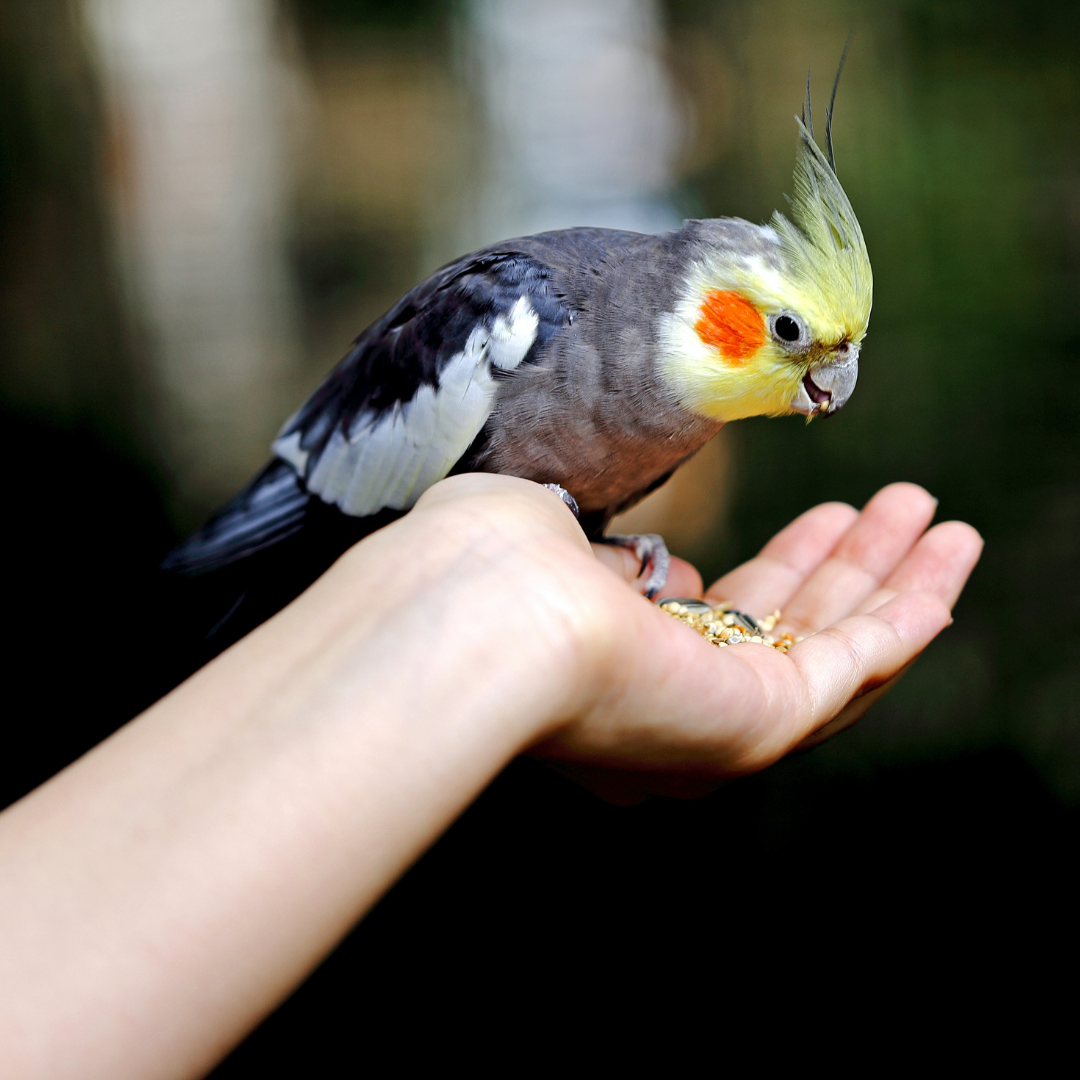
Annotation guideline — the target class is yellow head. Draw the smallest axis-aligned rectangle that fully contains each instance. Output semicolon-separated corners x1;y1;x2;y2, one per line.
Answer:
659;90;872;422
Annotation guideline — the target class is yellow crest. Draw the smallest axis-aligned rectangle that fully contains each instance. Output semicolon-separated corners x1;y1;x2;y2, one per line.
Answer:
770;73;873;342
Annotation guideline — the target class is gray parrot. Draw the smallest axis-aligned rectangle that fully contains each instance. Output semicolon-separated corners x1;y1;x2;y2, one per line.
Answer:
164;97;870;652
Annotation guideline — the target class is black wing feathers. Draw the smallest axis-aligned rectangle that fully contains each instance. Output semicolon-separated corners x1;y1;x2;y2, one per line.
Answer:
279;251;570;476
164;248;570;579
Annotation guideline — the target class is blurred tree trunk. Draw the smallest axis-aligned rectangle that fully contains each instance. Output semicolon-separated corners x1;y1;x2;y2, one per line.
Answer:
84;0;306;523
0;0;144;456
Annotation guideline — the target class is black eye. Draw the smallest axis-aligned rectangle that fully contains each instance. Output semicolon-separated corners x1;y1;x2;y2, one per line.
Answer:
774;315;801;343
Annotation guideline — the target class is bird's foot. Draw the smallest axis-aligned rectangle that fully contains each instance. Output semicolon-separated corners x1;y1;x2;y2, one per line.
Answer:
601;533;670;600
541;488;667;597
543;483;580;519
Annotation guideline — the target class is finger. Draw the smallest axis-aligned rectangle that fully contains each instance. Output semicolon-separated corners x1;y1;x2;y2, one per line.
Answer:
664;558;704;599
854;521;983;616
777;483;938;636
792;664;910;751
592;545;703;598
704;501;858;613
787;589;951;742
535;581;953;780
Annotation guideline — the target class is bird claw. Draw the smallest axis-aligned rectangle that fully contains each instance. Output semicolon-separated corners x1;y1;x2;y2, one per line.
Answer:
601;533;670;599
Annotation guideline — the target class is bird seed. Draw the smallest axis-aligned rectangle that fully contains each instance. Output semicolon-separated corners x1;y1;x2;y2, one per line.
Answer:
656;598;800;653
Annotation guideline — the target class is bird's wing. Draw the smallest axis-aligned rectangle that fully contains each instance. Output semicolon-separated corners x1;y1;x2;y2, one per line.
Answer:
274;251;571;517
162;251;571;578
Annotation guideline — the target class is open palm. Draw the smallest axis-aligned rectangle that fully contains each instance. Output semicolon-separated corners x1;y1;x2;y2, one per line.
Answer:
536;482;982;802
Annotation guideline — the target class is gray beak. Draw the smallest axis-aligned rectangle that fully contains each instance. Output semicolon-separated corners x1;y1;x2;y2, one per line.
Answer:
790;347;859;416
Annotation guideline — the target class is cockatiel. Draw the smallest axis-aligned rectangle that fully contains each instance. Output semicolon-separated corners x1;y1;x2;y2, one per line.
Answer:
164;83;871;653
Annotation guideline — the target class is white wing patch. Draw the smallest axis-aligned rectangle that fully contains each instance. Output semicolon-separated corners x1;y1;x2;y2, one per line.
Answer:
273;297;539;517
489;296;539;370
273;431;308;474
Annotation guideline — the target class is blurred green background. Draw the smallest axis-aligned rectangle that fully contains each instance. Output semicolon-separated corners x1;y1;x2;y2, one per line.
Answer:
1;0;1077;1058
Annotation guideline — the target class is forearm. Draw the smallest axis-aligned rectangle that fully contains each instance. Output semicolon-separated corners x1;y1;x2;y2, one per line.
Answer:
0;492;589;1080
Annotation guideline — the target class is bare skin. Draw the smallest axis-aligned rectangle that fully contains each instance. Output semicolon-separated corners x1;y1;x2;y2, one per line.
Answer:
0;475;981;1080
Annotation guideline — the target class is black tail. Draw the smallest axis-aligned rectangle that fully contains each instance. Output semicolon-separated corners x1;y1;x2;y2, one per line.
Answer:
162;459;312;575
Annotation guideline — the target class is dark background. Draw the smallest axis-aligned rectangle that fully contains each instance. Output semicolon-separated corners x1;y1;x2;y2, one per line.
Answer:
1;0;1077;1065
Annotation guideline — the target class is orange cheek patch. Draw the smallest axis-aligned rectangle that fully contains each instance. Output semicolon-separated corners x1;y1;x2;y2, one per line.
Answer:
695;290;766;362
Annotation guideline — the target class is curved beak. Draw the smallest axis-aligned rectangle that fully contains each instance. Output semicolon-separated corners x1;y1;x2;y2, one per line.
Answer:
790;346;859;417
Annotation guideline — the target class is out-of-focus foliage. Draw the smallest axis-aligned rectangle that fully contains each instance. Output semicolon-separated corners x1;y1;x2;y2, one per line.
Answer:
291;0;451;32
0;0;141;451
665;0;1080;799
0;2;171;806
285;0;468;393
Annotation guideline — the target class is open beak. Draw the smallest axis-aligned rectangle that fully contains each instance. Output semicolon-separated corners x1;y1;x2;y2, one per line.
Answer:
790;345;859;417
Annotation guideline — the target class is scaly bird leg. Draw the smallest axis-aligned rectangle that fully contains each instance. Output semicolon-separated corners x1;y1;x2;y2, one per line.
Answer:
600;533;670;600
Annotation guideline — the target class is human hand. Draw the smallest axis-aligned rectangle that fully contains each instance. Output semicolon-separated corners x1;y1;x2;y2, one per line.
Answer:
254;472;978;807
0;476;979;1073
521;481;982;802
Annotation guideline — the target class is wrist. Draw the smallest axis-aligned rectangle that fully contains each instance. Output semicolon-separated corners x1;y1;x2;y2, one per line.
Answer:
332;476;624;745
197;472;624;822
326;489;614;752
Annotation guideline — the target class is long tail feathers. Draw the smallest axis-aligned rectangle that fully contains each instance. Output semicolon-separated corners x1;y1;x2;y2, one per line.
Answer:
161;459;311;576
